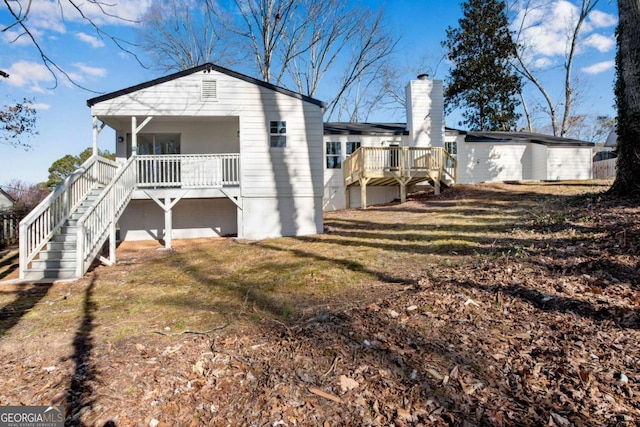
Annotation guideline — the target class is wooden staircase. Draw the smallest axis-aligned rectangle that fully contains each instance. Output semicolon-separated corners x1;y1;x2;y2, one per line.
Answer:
19;155;136;282
23;187;105;280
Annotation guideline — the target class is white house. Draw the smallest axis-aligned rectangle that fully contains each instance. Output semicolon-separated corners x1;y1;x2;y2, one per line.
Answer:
0;188;15;211
19;63;325;280
18;64;595;280
445;129;595;183
321;76;594;209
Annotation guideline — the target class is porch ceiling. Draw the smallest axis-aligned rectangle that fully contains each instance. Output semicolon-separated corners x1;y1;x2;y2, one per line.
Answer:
96;115;239;130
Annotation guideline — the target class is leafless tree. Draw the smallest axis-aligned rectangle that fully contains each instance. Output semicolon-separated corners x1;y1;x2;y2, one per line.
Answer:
509;0;602;137
139;0;237;72
2;0;143;89
229;0;309;86
138;0;397;121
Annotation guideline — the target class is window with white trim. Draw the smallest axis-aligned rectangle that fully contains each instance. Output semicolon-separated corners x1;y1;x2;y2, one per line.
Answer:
326;141;341;168
346;141;361;156
269;121;287;147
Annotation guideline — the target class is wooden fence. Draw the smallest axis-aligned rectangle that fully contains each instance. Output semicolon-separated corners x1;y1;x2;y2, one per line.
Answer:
593;158;617;179
0;211;19;248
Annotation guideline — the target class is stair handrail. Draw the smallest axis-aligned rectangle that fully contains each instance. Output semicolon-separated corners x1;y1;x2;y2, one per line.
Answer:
19;155;119;279
440;148;457;184
75;156;136;277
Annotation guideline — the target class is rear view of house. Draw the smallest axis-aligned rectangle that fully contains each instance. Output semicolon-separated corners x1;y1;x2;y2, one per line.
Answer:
19;63;325;280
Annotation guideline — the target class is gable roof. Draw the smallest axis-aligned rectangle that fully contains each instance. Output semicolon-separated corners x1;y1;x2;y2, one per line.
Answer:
446;128;594;147
324;122;409;136
87;63;326;108
0;188;15;205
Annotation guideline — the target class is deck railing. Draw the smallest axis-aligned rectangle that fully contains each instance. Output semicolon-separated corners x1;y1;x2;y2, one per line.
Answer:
135;154;240;188
19;155;119;278
76;156;137;277
344;146;457;185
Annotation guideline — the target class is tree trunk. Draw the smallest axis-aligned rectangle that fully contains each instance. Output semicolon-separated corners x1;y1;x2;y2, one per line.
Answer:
610;0;640;195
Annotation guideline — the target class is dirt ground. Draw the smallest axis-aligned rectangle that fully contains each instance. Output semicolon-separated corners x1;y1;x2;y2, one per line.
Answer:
0;181;639;426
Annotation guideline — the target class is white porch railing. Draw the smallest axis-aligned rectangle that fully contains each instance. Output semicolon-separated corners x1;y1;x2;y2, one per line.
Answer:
135;154;240;188
76;156;137;277
344;147;457;185
19;155;119;279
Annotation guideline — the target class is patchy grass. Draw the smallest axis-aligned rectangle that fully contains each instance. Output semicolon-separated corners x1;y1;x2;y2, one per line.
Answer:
1;180;639;426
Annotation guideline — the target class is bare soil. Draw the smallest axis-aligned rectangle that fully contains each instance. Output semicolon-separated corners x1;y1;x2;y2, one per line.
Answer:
1;181;639;426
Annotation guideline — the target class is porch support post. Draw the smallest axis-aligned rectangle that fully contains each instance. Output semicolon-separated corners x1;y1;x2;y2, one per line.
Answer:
345;185;351;209
144;190;187;249
92;116;99;155
109;222;117;264
131;116;137;156
130;116;153;156
359;177;371;210
164;198;172;249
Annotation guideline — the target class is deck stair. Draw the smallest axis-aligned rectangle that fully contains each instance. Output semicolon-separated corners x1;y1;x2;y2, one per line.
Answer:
19;155;136;281
23;186;105;280
343;146;456;209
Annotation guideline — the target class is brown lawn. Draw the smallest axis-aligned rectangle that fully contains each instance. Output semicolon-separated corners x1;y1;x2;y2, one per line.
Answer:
0;180;638;426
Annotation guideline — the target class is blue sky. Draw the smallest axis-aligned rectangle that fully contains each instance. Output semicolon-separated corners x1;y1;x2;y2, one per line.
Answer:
0;0;619;186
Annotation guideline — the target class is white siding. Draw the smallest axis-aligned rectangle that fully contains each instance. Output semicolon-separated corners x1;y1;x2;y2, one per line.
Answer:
119;198;237;241
546;147;593;180
241;196;322;239
0;193;13;210
406;79;445;148
457;142;530;183
530;143;548;180
93;68;324;241
323;134;405;210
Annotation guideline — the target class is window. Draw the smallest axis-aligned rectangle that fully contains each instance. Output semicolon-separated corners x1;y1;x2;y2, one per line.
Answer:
326;141;342;168
346;141;361;156
445;140;457;169
269;121;287;147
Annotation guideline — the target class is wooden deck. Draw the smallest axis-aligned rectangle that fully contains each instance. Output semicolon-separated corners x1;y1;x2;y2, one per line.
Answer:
343;147;456;208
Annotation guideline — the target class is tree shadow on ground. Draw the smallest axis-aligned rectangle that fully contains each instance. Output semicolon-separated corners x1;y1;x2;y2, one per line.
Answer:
0;284;52;336
65;273;101;427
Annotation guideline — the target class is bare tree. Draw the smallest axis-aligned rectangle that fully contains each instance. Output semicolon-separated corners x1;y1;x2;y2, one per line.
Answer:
2;0;143;89
229;0;309;86
138;0;396;121
509;0;602;136
139;0;236;72
324;9;396;120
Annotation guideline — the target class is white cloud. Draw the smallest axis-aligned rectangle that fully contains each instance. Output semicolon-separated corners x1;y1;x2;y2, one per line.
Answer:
513;0;580;58
75;32;105;48
4;61;55;92
583;33;615;53
73;63;107;78
511;1;617;68
587;10;618;29
14;0;153;39
30;103;51;111
582;60;615;75
2;29;34;46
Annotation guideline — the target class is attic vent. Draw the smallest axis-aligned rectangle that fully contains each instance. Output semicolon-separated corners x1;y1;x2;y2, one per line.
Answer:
201;79;218;101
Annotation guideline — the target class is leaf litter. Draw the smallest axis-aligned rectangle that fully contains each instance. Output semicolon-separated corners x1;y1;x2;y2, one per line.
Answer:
0;181;639;426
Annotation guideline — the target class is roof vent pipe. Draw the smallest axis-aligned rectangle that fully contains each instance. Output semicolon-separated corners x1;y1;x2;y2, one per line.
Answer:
417;73;429;80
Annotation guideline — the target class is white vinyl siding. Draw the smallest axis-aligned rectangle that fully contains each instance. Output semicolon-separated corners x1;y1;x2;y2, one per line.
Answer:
93;68;324;240
457;142;529;184
547;147;593;180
